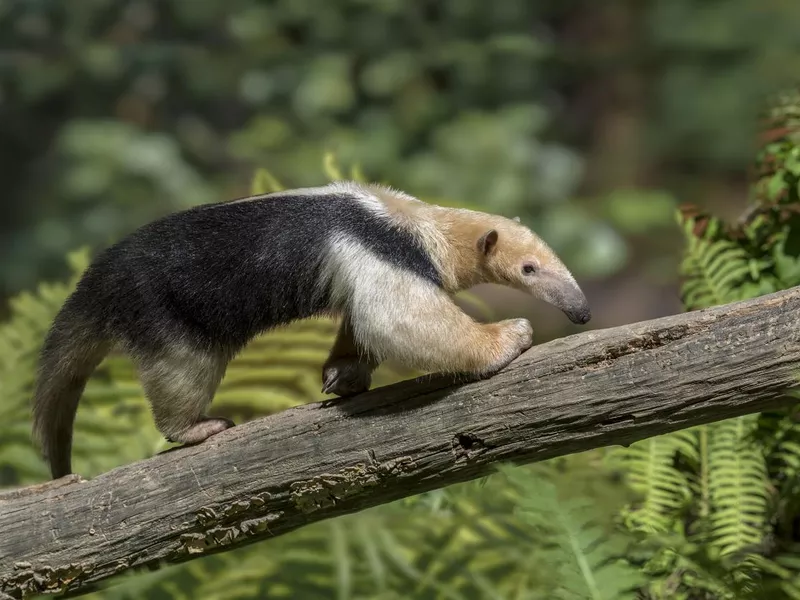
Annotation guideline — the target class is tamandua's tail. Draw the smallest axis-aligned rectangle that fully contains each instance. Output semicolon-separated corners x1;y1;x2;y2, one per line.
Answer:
32;301;111;479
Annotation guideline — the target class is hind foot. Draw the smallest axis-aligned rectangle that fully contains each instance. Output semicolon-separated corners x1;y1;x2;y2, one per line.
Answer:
322;358;372;397
165;417;235;445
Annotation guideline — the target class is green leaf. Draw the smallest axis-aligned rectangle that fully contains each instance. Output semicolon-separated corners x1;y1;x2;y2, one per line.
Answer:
767;172;789;201
707;417;770;556
611;435;692;534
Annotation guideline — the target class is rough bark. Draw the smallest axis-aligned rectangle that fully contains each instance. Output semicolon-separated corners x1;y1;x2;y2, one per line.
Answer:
3;287;800;599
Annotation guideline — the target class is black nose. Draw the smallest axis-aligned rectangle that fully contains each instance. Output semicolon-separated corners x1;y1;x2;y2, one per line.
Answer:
569;308;592;325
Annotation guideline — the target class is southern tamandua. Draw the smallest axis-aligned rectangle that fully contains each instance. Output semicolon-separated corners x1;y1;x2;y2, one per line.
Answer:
32;181;591;479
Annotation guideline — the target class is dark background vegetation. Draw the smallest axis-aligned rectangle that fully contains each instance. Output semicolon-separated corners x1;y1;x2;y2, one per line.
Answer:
2;1;800;598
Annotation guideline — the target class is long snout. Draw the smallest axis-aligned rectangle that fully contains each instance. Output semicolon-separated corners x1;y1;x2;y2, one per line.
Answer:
536;272;591;325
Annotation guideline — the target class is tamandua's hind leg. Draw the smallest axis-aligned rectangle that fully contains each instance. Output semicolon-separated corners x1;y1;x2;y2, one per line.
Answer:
322;316;378;397
135;344;234;445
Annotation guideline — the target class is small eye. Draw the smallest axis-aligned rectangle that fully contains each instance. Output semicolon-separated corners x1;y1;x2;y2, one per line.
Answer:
522;263;536;275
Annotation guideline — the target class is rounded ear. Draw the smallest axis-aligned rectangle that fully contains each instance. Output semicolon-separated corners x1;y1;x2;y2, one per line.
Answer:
477;229;499;255
512;216;521;223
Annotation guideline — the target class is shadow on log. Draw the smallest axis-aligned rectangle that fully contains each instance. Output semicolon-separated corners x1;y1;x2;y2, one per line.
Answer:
2;286;800;598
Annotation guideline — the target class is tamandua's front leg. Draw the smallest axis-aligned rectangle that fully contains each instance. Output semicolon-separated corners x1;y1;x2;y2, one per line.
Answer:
322;316;379;396
334;282;534;395
382;300;534;378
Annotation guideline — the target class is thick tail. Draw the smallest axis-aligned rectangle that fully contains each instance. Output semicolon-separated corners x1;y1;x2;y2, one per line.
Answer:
32;302;110;479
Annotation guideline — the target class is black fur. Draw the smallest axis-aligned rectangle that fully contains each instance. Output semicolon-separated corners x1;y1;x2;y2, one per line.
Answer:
33;190;443;478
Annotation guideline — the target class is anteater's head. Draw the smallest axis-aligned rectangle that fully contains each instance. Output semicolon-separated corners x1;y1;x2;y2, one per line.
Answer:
475;217;591;325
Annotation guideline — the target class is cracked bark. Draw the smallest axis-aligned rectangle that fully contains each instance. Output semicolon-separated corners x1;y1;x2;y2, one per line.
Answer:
2;286;800;598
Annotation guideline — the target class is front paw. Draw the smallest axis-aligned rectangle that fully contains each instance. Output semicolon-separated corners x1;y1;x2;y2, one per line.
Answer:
321;358;372;397
499;318;534;354
481;318;534;376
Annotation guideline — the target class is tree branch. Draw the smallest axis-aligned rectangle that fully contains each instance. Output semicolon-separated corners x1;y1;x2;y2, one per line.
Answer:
3;287;800;599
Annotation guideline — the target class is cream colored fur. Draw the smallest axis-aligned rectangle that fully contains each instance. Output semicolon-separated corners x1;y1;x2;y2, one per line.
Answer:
134;343;232;443
320;233;532;377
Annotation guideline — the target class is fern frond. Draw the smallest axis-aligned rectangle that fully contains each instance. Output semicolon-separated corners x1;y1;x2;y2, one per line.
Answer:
610;435;691;534
768;549;800;599
501;465;644;600
707;416;770;557
679;235;753;310
755;405;800;475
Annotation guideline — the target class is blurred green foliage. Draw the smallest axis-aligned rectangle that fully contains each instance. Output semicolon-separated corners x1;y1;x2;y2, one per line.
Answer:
645;0;800;167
